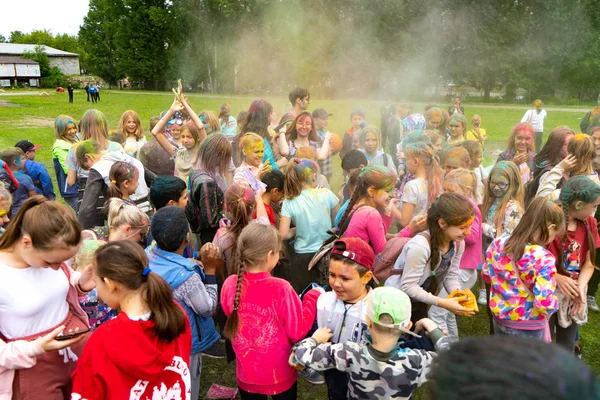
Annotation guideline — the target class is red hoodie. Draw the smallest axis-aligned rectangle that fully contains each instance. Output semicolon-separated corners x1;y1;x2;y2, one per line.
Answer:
71;310;192;400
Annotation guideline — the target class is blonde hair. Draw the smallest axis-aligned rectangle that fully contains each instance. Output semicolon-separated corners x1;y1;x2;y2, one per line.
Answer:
443;168;477;199
118;110;144;140
71;240;105;271
106;198;149;231
404;142;444;206
239;132;263;156
568;134;595;176
201;110;221;133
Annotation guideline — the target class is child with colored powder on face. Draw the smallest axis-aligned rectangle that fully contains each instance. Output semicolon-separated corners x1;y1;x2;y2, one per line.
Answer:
340;108;366;160
445;114;467;147
359;125;396;175
497;122;536;185
479;161;525;330
233;133;272;191
537;134;600;202
52;115;79;210
0;148;36;219
428;169;482;342
441;146;471;176
279;159;339;293
547;176;600;354
295;146;330;190
71;240;117;331
399;142;444;228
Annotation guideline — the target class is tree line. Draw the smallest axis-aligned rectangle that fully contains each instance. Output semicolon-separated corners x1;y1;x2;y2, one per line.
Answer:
5;0;600;101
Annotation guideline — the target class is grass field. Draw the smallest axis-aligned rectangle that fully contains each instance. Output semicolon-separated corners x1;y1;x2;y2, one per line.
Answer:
0;91;598;399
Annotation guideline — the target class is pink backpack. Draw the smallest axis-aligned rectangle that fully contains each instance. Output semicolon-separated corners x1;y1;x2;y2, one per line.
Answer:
373;232;430;282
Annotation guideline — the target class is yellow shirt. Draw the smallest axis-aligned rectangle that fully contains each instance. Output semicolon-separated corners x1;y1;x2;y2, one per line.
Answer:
466;128;487;143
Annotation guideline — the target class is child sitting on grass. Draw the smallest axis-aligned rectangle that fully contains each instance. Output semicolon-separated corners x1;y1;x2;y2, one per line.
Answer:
292;286;448;400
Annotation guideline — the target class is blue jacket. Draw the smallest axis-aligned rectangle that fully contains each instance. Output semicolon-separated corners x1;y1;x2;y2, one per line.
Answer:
53;158;79;198
24;160;55;200
145;245;220;354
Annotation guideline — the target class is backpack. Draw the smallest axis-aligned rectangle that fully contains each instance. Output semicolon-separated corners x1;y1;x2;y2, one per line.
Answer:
308;204;368;286
373;232;430;283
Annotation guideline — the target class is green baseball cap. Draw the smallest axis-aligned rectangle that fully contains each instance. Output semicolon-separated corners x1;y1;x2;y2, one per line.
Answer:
365;287;417;336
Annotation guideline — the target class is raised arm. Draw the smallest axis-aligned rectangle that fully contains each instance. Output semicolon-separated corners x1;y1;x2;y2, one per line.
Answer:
180;96;207;143
151;100;182;157
278;132;291;157
318;132;332;161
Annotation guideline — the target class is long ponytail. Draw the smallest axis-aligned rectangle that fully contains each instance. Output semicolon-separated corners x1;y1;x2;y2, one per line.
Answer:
284;158;318;199
0;196;81;251
223;224;281;340
405;142;443;205
94;241;186;342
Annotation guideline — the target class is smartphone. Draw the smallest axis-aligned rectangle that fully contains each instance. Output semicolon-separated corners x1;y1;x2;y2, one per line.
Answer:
56;328;90;341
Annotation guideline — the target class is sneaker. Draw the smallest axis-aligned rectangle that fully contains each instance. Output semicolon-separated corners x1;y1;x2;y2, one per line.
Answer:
478;289;487;306
202;342;226;359
298;367;325;385
588;296;599;312
574;344;583;360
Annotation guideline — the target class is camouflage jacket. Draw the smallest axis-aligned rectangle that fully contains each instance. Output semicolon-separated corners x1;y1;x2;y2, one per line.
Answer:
293;330;448;400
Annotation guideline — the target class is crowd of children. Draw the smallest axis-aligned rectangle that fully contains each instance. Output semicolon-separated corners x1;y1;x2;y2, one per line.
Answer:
0;90;599;400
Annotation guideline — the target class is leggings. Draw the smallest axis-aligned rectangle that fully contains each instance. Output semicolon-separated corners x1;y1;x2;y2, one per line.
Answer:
549;313;578;352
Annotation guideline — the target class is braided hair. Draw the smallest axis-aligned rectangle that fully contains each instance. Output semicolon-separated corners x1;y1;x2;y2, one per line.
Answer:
223;224;281;340
556;175;600;275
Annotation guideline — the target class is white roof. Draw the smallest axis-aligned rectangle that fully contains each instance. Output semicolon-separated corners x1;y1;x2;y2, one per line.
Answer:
0;43;78;57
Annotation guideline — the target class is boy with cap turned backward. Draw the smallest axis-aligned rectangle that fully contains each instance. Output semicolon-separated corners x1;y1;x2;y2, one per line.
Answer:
313;108;334;182
292;286;448;400
14;140;56;200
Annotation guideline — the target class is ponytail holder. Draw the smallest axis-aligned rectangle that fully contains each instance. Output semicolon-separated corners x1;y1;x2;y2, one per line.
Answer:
142;267;151;277
111;180;117;184
293;158;301;164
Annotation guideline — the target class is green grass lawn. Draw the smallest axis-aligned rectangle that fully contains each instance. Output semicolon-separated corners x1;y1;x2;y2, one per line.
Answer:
0;91;597;399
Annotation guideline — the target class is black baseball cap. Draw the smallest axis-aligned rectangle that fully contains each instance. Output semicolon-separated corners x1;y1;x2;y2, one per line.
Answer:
312;108;333;119
15;140;41;153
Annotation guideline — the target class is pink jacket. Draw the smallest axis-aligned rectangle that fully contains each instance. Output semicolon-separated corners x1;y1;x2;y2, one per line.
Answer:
221;271;319;395
460;198;483;269
0;339;42;399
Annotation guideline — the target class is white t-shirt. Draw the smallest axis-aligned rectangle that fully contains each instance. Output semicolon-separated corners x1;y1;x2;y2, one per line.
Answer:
401;177;429;217
281;188;338;253
521;109;547;132
0;264;69;339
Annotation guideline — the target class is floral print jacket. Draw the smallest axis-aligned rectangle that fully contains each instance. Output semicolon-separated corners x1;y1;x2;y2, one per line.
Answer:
484;235;558;324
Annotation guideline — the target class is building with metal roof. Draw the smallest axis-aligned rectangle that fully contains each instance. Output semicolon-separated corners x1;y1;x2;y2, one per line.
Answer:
0;43;80;75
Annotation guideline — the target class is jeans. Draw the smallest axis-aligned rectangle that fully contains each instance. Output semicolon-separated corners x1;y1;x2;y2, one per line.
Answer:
239;382;297;400
493;319;544;340
428;269;478;342
190;352;203;400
